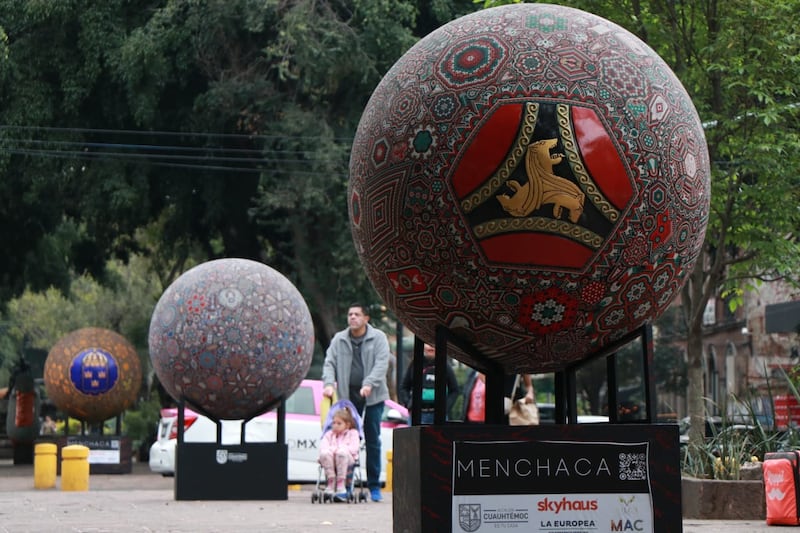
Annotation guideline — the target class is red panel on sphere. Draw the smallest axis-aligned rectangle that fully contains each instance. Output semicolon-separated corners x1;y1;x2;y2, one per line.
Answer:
452;103;523;199
572;106;633;210
480;233;594;268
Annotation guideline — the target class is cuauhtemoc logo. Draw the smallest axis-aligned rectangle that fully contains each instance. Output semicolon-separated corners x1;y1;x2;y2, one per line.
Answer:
216;450;228;465
459;503;481;532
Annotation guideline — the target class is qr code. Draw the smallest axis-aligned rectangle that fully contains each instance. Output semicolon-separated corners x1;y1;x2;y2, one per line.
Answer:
618;452;646;480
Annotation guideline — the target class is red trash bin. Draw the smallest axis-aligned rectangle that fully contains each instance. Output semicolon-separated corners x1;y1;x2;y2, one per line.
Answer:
764;451;800;525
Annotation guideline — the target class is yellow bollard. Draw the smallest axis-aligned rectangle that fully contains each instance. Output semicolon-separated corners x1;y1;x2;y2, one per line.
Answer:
61;445;90;491
34;442;58;489
385;450;393;492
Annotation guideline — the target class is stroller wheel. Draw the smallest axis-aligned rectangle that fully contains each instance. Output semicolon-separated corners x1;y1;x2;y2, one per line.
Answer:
323;492;332;503
358;491;367;502
311;492;318;503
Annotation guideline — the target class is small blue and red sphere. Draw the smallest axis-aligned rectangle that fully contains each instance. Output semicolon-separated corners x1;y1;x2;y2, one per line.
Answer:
148;258;314;420
44;327;142;423
349;4;710;373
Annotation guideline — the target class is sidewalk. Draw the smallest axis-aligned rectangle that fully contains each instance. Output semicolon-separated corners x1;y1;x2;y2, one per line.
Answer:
0;460;774;532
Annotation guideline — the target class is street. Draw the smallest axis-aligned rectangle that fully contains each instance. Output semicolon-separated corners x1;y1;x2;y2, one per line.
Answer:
0;459;777;532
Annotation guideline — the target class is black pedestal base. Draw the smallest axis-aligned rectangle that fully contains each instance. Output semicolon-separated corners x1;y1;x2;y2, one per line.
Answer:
175;442;288;500
394;424;681;533
12;442;33;464
56;435;132;474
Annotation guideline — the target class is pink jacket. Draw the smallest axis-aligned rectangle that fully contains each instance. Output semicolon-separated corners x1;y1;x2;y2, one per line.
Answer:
319;428;360;460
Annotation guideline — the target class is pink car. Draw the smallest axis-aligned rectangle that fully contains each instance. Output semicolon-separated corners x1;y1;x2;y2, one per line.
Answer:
148;379;408;483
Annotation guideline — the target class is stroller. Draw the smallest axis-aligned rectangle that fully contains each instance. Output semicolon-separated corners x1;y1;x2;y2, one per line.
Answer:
311;398;368;503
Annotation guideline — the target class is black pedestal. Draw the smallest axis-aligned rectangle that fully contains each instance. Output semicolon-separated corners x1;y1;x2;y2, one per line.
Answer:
12;442;33;464
175;442;288;500
394;424;681;533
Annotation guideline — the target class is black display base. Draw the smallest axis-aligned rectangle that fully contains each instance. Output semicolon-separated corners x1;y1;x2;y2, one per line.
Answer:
394;424;681;533
175;442;288;500
56;435;133;474
13;442;33;465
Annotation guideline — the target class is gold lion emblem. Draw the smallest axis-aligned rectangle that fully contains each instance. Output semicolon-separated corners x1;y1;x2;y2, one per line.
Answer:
496;138;584;223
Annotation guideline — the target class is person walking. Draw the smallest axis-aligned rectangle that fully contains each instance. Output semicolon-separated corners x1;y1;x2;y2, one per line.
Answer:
322;303;391;502
461;371;535;423
399;343;460;424
461;370;486;423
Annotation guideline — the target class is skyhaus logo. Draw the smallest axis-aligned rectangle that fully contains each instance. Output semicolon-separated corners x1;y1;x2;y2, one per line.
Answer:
537;496;599;513
458;503;481;532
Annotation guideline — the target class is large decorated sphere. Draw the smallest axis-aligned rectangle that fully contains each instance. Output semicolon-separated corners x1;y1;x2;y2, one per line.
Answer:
44;327;142;423
148;258;314;420
349;4;710;373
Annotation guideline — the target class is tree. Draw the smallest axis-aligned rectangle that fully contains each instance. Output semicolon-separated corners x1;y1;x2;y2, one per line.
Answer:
608;0;800;457
481;0;800;454
2;256;160;366
0;0;481;374
0;0;164;302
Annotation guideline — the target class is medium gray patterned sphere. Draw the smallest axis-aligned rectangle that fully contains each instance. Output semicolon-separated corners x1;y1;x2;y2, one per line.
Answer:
148;258;314;419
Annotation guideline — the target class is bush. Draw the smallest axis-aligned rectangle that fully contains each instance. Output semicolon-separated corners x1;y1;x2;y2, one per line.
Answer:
123;397;162;459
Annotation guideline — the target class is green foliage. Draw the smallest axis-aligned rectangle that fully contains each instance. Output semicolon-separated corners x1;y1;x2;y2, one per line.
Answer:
0;255;160;384
3;0;797;403
123;396;161;443
525;0;800;453
473;0;520;7
0;0;432;371
681;375;799;480
55;417;83;435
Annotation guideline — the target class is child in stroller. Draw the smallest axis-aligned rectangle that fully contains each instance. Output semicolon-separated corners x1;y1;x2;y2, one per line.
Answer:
317;401;362;502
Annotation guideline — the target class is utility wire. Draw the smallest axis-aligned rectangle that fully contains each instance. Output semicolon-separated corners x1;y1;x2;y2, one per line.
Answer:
5;148;349;176
5;146;337;165
1;125;352;174
0;124;356;143
5;137;275;155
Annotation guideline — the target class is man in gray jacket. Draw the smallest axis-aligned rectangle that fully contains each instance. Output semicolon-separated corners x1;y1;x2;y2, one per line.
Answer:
322;303;391;502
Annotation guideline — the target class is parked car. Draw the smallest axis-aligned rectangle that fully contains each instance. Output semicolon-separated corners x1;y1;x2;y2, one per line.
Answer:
678;416;724;447
530;403;609;424
577;415;610;423
148;379;408;483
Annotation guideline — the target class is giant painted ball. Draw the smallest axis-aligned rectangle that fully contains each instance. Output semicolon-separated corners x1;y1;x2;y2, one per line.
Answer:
148;258;314;420
44;327;142;423
349;4;710;373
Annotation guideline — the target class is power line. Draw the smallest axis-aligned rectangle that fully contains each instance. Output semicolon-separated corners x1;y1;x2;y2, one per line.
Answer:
4;145;341;165
6;137;268;155
0;124;353;174
4;148;349;176
2;137;348;158
0;124;356;143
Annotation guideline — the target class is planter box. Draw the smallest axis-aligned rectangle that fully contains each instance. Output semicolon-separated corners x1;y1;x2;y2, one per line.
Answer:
681;477;765;519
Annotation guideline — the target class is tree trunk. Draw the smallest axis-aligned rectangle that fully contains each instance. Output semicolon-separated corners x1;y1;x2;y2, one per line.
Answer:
685;260;710;456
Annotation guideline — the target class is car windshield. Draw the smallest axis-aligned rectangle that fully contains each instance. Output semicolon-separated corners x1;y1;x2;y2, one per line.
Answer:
284;385;316;415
